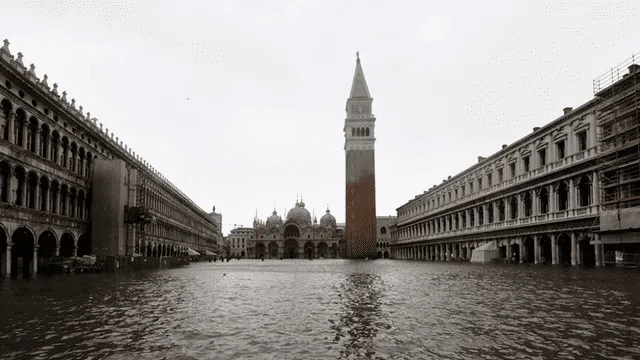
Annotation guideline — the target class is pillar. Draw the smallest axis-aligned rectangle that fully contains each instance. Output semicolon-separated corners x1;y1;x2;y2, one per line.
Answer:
34;128;40;155
458;242;463;260
2;245;11;277
7;112;15;143
549;184;556;213
55;245;60;256
551;234;558;265
569;177;576;210
534;235;541;264
32;245;39;275
594;234;603;267
21;122;28;149
506;240;512;261
571;232;578;266
519;237;525;263
47;136;52;161
73;246;77;257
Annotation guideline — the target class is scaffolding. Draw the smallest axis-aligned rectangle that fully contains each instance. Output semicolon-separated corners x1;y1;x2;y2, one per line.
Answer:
593;53;640;267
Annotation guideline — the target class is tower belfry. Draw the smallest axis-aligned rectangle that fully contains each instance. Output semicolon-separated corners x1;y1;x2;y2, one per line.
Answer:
343;52;377;259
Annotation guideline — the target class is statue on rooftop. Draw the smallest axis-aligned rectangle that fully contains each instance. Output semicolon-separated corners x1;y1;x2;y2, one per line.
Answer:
42;74;49;87
1;39;10;54
15;52;24;66
52;83;59;96
61;91;67;103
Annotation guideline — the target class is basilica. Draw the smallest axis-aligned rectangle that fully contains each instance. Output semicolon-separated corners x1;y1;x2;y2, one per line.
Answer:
249;200;344;259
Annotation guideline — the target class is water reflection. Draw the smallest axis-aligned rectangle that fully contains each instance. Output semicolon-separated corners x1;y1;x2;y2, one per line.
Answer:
330;272;389;359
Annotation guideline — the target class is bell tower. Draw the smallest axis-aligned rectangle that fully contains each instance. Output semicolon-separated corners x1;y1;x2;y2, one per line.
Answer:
344;52;377;259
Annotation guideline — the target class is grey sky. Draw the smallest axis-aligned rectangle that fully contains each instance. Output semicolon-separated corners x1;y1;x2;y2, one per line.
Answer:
4;0;639;235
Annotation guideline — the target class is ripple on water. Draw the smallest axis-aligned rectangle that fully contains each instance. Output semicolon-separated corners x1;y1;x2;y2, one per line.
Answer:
1;261;640;359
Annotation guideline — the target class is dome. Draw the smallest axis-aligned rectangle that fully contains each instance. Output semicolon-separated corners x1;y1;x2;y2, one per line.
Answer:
286;201;312;226
266;210;282;227
320;208;336;228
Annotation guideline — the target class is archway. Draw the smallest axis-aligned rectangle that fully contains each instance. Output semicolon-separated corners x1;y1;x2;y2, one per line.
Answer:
524;236;535;263
11;227;35;277
59;233;75;257
0;227;7;276
240;250;245;257
377;251;382;259
498;244;507;258
255;243;266;258
317;242;328;258
284;225;300;239
510;242;520;263
383;251;389;259
146;242;152;257
304;241;314;259
268;241;278;259
77;234;91;257
579;234;596;267
284;239;298;259
37;230;57;273
557;234;572;265
539;235;552;264
331;243;338;259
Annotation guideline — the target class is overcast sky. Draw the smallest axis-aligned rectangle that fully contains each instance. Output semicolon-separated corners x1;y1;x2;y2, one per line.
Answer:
4;0;640;235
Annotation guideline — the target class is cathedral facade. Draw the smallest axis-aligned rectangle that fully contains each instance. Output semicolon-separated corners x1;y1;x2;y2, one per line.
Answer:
248;200;343;259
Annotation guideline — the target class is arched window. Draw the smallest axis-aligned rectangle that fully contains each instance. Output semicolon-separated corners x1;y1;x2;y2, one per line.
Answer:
356;128;361;136
380;227;387;234
365;127;370;136
578;176;591;207
352;128;355;137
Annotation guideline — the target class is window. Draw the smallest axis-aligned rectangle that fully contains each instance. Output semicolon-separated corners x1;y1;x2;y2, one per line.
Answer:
577;131;588;151
469;181;474;193
448;192;451;201
497;168;503;183
509;162;516;178
523;156;530;172
478;178;483;190
556;140;565;159
487;174;493;187
461;185;465;197
454;189;458;199
538;149;546;167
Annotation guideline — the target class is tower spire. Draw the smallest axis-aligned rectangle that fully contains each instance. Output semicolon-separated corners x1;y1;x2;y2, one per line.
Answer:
349;51;371;99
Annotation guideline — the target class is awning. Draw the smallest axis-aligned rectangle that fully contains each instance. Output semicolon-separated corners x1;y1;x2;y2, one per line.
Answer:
188;248;201;256
204;250;218;256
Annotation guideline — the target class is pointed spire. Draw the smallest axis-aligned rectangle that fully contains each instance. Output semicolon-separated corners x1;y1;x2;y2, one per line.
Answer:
349;51;371;99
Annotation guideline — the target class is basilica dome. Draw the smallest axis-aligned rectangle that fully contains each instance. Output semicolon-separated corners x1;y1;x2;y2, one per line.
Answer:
286;201;312;226
320;208;336;228
266;210;282;227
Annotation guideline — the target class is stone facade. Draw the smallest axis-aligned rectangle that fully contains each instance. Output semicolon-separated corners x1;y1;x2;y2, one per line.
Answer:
376;216;396;258
0;38;219;277
391;56;640;268
344;53;377;259
249;201;342;259
228;227;253;257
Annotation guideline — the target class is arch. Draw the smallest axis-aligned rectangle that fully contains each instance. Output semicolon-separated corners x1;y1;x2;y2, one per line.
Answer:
0;161;11;203
13;165;26;206
284;239;298;259
509;241;520;263
77;233;91;257
510;196;518;219
284;224;300;239
255;242;266;258
365;127;370;136
578;175;591;207
70;142;78;172
579;233;596;267
268;241;278;258
50;131;60;164
40;123;50;158
146;241;152;257
1;98;13;141
380;226;387;235
59;232;75;257
15;108;27;147
50;180;59;213
27;171;38;209
557;181;569;211
317;242;328;258
557;233;572;265
523;192;533;217
539;235;552;264
61;136;69;168
539;187;549;214
356;128;361;137
498;200;505;222
11;226;35;276
304;241;314;259
28;116;39;153
487;203;494;223
383;250;389;259
60;184;69;216
377;251;382;259
523;236;535;263
39;176;50;211
351;128;355;137
37;230;57;273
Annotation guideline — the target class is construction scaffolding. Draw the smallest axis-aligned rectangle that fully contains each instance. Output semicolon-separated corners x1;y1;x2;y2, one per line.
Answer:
593;53;640;267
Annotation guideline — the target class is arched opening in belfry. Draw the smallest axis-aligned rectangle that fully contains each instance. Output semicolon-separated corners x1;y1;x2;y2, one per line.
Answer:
268;241;278;258
365;127;370;136
60;233;75;257
524;236;535;263
351;128;355;137
578;176;591;207
11;227;35;277
284;239;298;259
539;235;552;264
255;243;265;258
356;128;361;137
0;161;11;203
15;108;26;147
557;233;572;265
317;242;328;258
304;241;314;259
1;98;13;141
557;182;569;211
77;234;91;257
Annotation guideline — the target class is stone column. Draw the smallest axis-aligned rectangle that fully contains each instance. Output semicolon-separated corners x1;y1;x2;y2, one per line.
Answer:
534;235;541;264
458;242;463;260
473;207;479;226
32;245;39;275
21;123;28;149
569;177;576;210
7;112;15;143
73;246;78;257
2;245;11;277
533;190;539;216
594;234;603;267
551;234;558;265
571;232;578;266
47;136;52;161
55;246;60;256
58;144;63;166
506;240;512;261
34;128;40;155
549;184;556;214
519;237;525;263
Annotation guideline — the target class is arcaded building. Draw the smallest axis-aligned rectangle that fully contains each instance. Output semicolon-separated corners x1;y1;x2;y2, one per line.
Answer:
391;54;640;268
249;200;342;259
0;38;219;276
344;53;377;259
376;216;396;259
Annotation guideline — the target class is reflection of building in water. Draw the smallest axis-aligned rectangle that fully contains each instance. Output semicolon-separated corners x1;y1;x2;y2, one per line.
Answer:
248;199;344;259
330;273;387;358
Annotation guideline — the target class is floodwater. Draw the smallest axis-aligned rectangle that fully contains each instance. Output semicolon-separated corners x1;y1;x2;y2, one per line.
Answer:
1;260;639;360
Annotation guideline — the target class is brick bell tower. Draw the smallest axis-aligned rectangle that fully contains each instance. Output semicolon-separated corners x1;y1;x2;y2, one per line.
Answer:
344;52;377;259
